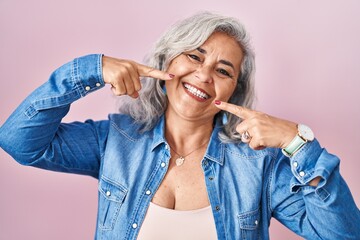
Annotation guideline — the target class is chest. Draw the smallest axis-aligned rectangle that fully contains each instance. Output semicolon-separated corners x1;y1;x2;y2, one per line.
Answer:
151;149;210;210
101;138;269;213
97;140;273;239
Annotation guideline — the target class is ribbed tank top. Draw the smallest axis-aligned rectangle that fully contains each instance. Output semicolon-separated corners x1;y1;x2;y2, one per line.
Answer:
137;202;218;240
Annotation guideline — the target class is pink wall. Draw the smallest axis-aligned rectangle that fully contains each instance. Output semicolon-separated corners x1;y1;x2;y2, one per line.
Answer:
1;0;359;239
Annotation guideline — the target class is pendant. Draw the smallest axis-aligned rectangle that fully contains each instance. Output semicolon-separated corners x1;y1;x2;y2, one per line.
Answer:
175;156;185;166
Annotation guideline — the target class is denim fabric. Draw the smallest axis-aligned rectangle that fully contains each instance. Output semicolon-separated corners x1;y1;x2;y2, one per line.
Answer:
1;54;359;240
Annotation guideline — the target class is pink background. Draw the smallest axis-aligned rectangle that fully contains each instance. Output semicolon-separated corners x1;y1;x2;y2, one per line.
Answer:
1;0;359;239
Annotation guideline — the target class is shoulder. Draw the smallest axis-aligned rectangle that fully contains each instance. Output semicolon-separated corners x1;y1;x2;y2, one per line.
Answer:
108;113;153;140
108;113;161;141
108;113;138;127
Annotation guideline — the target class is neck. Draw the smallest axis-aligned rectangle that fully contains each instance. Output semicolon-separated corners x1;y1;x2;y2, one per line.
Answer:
164;109;214;153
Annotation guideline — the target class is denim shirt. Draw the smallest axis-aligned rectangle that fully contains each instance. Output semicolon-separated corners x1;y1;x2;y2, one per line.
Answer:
0;54;359;240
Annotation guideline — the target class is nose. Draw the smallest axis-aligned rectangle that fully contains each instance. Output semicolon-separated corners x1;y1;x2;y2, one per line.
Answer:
195;65;213;83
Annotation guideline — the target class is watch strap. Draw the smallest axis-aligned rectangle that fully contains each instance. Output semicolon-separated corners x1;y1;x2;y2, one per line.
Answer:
282;135;307;157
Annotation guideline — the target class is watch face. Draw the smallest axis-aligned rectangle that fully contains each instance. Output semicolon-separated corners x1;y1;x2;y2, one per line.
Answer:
298;124;315;141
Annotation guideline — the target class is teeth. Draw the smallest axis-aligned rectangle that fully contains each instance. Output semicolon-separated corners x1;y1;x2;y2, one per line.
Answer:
184;83;210;99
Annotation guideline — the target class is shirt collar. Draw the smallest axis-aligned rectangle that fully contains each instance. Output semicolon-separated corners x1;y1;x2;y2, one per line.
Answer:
151;115;167;150
204;118;225;166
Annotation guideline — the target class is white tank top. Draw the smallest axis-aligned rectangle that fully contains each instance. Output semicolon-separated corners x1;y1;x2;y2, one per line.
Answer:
137;202;218;240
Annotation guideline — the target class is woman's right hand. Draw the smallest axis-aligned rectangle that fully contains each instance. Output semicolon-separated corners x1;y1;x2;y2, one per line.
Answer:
102;56;174;98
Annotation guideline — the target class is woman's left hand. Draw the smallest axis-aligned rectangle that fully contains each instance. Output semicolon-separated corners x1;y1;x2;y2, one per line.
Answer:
214;100;298;150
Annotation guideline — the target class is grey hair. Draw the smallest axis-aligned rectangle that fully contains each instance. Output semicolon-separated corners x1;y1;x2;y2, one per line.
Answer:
118;12;255;142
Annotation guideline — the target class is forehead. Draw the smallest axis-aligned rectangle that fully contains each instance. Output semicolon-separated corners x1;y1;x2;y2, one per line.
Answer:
200;32;243;70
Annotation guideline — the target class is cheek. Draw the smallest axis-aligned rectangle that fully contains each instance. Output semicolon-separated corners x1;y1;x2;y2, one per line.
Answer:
167;60;194;76
216;81;237;101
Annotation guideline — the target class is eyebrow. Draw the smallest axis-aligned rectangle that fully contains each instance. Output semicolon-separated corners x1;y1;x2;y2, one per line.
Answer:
196;47;235;70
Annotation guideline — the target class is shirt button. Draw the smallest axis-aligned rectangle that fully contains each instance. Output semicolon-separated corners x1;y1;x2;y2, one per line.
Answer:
165;145;169;150
255;220;258;225
299;171;305;177
161;162;166;168
132;223;138;229
293;161;298;168
106;191;111;197
85;86;91;91
96;82;101;87
215;206;220;211
203;160;208;166
146;190;151;195
208;177;214;181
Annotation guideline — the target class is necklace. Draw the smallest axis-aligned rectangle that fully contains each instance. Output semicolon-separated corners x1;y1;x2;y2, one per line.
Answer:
168;140;209;166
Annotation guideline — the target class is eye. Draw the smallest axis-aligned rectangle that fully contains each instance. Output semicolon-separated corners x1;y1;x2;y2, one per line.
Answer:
217;68;233;78
187;54;201;62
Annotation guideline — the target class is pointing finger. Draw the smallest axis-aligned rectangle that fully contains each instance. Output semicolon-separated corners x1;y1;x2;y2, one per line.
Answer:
137;63;174;81
214;100;253;119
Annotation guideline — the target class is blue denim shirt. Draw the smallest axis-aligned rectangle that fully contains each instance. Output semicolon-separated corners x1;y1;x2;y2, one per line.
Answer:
0;54;359;240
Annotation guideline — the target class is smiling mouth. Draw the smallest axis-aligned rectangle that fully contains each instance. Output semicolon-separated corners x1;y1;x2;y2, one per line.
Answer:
183;83;211;100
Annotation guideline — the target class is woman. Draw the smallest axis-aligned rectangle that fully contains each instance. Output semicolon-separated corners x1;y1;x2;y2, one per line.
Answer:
0;12;359;240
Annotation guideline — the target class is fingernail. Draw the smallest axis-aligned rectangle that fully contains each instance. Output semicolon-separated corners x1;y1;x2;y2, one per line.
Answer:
214;100;221;105
169;74;175;78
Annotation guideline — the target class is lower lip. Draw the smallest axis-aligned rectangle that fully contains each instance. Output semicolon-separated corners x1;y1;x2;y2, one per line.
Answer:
183;85;208;102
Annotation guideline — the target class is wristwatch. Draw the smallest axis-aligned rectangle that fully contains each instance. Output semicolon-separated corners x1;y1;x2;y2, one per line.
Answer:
282;124;314;157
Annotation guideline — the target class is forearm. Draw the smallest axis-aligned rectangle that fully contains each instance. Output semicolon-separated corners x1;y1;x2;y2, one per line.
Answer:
271;141;360;239
301;167;360;239
0;54;104;164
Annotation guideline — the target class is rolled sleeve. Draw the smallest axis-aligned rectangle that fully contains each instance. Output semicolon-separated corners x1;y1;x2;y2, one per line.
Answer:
289;139;340;196
271;139;360;239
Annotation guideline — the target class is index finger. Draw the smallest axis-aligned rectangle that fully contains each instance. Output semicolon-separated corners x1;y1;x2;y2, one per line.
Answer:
214;100;253;119
137;63;174;81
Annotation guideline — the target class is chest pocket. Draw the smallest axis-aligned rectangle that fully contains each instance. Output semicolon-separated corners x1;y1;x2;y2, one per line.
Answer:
98;176;127;231
238;208;261;240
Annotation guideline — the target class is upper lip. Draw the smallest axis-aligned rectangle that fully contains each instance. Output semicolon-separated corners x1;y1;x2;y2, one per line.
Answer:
182;82;212;99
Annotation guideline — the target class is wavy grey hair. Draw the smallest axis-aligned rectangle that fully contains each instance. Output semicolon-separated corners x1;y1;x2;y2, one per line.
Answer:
119;12;255;142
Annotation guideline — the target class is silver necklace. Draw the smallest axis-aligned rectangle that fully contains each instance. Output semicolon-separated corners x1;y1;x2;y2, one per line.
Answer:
168;140;209;166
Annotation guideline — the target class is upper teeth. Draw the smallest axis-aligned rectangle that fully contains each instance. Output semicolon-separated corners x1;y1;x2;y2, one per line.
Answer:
184;83;210;99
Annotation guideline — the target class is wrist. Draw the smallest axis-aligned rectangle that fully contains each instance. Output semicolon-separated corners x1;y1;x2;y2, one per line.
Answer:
309;176;322;187
282;124;314;157
281;122;298;149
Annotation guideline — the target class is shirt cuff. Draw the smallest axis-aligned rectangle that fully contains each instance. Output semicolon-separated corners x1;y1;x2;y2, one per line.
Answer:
289;139;340;193
74;54;105;97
